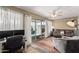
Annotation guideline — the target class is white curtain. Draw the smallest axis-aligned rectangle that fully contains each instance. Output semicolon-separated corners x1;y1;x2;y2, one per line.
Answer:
25;15;32;45
47;20;53;35
45;20;53;37
0;7;24;31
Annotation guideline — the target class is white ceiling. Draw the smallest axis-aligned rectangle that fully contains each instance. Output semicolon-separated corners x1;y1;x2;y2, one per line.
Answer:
16;6;79;20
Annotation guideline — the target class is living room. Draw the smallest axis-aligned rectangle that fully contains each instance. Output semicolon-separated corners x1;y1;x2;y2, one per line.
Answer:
0;6;79;53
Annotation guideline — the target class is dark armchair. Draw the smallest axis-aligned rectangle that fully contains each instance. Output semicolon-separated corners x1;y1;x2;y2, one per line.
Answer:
2;35;25;53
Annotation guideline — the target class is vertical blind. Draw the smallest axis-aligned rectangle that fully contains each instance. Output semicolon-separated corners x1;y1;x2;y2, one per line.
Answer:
0;7;24;31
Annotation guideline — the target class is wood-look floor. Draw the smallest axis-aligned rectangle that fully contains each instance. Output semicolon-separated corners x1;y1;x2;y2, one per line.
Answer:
24;37;59;53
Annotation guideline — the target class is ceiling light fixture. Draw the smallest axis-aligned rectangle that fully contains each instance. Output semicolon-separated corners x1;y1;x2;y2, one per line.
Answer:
51;14;57;18
67;20;75;27
49;6;63;19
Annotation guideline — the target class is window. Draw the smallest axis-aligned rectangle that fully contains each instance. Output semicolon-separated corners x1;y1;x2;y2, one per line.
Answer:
31;19;45;42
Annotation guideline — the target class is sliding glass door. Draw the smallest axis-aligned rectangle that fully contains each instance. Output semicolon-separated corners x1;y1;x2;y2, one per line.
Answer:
31;20;45;42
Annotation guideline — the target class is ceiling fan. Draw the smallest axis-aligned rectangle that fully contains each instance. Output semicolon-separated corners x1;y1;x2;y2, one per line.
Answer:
49;7;63;18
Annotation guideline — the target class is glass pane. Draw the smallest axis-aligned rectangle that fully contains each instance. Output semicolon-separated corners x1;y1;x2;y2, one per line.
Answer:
36;20;41;40
36;20;41;35
31;20;36;42
41;20;45;37
31;20;46;42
